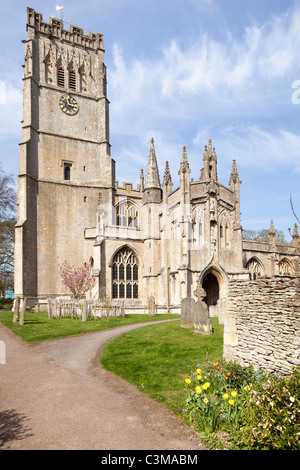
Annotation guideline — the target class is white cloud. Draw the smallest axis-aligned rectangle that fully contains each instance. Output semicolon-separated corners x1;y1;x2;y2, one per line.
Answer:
107;2;300;185
109;4;300;115
215;126;300;171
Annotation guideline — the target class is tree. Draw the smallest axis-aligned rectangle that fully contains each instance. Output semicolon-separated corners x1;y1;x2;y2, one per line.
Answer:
59;262;96;300
0;166;16;295
242;228;286;242
0;218;15;293
0;166;17;220
289;195;299;237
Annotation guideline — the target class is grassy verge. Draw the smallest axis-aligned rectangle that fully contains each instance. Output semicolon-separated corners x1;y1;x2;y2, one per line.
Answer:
100;317;223;412
0;310;179;344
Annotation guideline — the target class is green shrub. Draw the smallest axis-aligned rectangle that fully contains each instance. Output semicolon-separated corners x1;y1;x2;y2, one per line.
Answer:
0;297;13;307
237;368;300;450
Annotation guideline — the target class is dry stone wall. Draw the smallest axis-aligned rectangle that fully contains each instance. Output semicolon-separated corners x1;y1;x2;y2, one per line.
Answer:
224;276;300;375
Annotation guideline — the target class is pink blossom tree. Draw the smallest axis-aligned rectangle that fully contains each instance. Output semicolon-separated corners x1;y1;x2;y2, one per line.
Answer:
59;262;96;300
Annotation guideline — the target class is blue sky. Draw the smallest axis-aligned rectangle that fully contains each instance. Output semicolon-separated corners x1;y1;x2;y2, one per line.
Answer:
1;0;300;240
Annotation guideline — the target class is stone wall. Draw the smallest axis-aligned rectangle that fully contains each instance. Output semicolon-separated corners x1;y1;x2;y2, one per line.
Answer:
224;276;300;375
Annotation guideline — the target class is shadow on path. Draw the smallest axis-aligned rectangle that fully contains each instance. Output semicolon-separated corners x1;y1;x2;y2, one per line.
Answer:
0;409;33;449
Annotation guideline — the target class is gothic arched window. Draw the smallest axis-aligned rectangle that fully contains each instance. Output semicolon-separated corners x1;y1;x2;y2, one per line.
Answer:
246;258;263;280
278;259;293;276
112;247;139;299
116;202;139;228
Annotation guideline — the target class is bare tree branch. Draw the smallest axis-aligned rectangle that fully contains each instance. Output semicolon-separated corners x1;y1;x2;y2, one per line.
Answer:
290;195;300;226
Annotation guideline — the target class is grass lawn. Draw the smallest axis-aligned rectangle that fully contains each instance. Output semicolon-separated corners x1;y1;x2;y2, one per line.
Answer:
0;310;179;344
100;317;223;413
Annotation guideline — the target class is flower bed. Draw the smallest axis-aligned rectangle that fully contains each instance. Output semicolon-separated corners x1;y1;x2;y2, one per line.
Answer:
183;359;300;450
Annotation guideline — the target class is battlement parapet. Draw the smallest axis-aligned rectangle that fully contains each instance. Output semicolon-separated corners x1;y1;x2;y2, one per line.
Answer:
26;7;103;51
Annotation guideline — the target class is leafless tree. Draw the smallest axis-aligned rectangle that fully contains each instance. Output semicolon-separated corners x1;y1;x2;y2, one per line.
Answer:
289;195;299;238
0;166;16;294
290;195;300;226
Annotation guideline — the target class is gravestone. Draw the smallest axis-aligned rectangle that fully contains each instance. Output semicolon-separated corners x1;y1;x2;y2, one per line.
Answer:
19;298;27;326
147;296;157;316
181;285;212;334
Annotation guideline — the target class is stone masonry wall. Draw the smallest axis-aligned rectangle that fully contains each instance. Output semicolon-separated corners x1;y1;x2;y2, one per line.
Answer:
224;276;300;375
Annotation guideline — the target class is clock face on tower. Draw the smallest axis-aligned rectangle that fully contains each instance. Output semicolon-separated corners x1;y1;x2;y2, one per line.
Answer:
59;94;79;115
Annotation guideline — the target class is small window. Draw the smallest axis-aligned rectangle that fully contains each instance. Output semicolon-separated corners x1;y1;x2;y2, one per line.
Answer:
58;66;65;87
116;202;140;228
69;69;76;90
64;165;71;181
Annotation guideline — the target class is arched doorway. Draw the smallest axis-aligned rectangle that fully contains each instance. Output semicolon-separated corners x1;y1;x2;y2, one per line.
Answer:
199;267;227;323
202;273;219;307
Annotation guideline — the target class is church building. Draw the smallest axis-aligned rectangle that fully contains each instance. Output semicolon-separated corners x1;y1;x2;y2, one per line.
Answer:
14;8;300;317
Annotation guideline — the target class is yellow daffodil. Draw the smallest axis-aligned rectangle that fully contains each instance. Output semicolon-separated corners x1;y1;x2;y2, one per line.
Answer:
195;386;202;394
202;382;210;390
185;378;191;384
197;375;202;380
203;398;208;403
228;399;235;405
223;393;229;400
231;391;237;398
196;368;201;374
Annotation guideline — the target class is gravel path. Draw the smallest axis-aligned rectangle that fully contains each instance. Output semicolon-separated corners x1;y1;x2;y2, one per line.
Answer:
0;320;207;451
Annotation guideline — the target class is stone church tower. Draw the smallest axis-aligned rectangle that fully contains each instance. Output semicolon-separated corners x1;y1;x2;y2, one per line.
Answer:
15;7;114;299
15;8;299;317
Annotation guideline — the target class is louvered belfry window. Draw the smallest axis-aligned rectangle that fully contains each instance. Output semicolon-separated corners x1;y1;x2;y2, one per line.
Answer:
69;69;76;90
57;66;65;87
112;247;139;299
